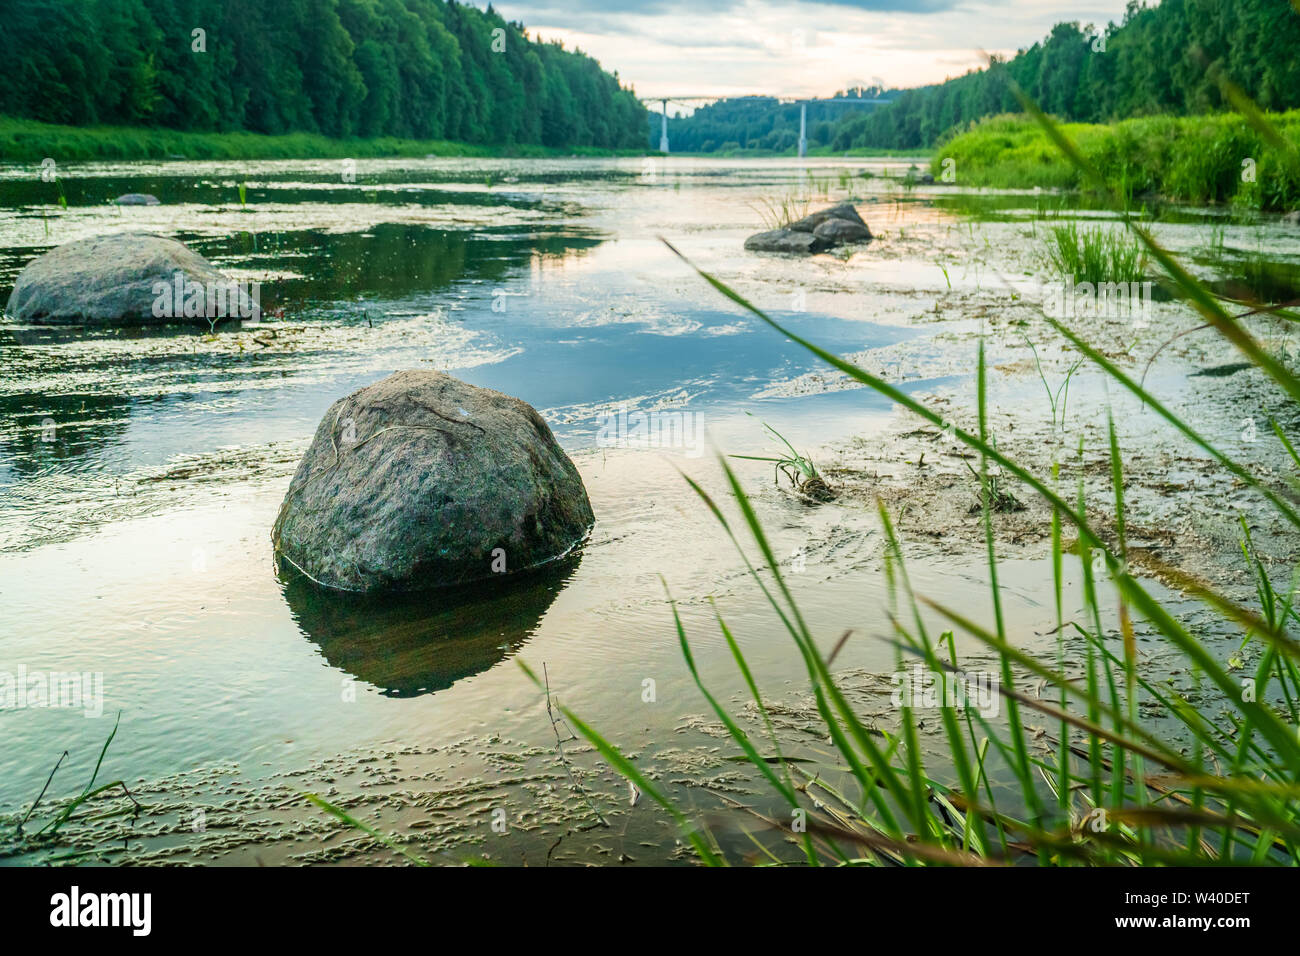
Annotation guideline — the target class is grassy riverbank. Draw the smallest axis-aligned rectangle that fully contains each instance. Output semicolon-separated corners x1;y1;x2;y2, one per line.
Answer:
0;117;653;164
936;112;1300;211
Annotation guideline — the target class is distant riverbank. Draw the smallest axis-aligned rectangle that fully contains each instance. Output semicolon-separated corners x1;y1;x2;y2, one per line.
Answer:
667;145;931;160
0;117;656;165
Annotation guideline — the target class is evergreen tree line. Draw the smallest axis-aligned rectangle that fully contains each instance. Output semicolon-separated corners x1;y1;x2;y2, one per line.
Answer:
665;0;1300;152
0;0;648;148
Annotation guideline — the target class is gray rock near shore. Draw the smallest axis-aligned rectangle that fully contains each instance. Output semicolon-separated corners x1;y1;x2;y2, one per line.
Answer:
4;232;252;327
745;203;872;254
743;229;828;253
1283;210;1300;225
272;370;595;593
114;193;160;205
813;217;872;243
789;203;868;233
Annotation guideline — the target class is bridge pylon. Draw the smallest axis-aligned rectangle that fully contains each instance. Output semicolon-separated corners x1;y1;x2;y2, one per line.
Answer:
637;93;893;156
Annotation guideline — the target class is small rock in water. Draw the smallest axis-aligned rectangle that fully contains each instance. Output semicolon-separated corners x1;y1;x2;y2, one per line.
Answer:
273;370;594;593
813;217;872;243
787;203;868;234
744;203;872;255
743;229;827;254
114;193;161;205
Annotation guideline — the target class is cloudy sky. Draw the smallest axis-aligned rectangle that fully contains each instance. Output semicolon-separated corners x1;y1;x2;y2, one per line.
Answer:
491;0;1137;99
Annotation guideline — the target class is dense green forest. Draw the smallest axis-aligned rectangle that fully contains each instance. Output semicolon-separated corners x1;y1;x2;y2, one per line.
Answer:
0;0;648;149
665;0;1300;152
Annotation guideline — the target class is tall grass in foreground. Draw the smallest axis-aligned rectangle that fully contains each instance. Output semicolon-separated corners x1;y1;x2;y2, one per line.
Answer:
524;97;1300;866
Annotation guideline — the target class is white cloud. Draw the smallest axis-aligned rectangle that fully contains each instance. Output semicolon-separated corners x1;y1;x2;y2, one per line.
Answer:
493;0;1134;96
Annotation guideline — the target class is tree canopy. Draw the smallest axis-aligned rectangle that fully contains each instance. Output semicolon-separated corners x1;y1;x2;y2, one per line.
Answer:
0;0;648;149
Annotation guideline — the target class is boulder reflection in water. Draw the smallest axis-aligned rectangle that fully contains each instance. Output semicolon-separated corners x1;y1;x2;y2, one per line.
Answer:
279;554;579;697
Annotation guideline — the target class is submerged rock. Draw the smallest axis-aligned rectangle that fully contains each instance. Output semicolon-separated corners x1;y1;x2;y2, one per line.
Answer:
114;193;161;205
745;203;872;255
4;232;254;327
273;370;594;593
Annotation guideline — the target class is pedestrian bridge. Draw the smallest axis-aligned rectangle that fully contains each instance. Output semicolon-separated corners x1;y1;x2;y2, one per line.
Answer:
638;93;892;156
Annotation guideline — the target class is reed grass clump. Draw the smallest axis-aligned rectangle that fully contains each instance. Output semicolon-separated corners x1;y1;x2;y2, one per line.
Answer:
1044;222;1145;285
750;193;812;230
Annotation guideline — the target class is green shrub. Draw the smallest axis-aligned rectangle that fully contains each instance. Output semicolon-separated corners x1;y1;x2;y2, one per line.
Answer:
937;111;1300;211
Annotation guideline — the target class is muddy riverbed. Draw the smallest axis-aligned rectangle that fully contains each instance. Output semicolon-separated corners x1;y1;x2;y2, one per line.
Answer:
1;157;1298;865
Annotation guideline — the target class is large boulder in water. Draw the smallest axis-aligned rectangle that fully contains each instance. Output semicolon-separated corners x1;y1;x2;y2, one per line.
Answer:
744;203;871;255
273;370;594;593
4;232;255;327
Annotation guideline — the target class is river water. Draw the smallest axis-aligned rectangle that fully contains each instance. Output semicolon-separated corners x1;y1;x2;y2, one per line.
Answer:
1;156;1295;864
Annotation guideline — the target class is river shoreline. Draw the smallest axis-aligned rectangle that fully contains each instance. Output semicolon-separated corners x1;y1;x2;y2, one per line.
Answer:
0;116;657;165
